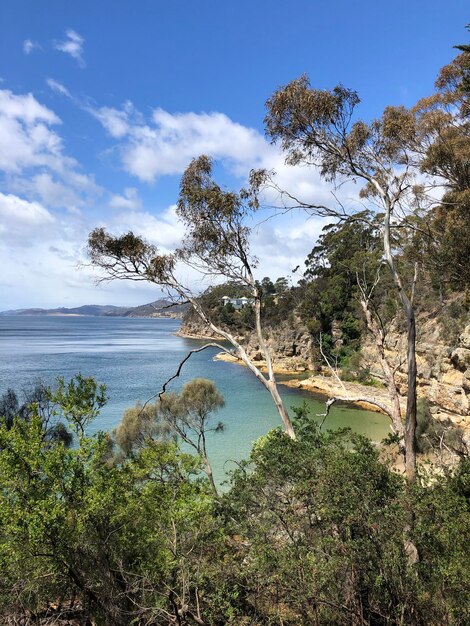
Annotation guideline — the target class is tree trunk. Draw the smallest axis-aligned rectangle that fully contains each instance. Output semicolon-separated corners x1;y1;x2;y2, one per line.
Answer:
359;298;404;446
188;294;296;439
404;307;417;480
382;198;417;480
267;379;296;439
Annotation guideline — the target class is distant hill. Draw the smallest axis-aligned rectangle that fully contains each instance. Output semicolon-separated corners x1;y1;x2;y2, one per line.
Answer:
121;300;189;317
0;300;189;319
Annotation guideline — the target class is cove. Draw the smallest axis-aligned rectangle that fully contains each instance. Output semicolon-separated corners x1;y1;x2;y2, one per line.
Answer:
0;315;390;482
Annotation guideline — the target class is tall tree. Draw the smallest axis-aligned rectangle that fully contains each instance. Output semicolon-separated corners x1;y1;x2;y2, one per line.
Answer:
159;378;224;495
260;78;432;478
298;213;407;441
409;37;470;290
88;156;296;439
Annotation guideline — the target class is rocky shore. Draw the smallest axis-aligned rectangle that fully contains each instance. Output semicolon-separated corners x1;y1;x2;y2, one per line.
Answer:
178;318;470;431
213;351;405;415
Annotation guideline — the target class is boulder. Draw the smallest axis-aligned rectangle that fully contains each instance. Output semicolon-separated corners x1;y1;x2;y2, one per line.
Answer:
460;325;470;350
450;347;470;371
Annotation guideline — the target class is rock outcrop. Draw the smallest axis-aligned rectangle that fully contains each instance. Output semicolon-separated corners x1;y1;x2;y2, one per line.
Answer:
178;317;314;372
361;320;470;428
179;316;470;430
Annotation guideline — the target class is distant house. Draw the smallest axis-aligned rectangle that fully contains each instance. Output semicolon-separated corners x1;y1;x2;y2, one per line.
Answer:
221;296;254;310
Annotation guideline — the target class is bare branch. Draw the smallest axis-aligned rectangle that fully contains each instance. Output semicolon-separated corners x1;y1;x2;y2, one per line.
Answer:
318;333;347;393
316;397;337;429
157;343;234;401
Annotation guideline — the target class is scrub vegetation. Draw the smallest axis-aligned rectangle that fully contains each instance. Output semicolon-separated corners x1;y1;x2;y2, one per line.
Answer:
1;27;469;626
0;377;469;625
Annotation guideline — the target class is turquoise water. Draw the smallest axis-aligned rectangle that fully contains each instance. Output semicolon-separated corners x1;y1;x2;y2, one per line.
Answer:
0;316;389;481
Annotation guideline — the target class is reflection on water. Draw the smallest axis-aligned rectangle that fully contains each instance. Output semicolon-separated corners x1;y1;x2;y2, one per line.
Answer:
0;316;390;481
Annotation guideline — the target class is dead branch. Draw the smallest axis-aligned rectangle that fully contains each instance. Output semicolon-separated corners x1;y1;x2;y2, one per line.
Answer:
158;343;234;400
150;299;190;312
316;397;337;429
318;333;347;393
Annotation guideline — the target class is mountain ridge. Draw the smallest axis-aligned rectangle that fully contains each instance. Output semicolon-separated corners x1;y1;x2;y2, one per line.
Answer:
0;300;188;318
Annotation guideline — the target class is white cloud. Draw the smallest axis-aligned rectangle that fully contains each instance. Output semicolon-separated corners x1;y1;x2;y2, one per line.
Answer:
88;100;338;215
84;99;345;286
91;106;131;138
89;102;267;182
0;89;59;125
0;90;64;175
109;187;142;210
54;29;85;68
124;109;267;182
0;86;347;309
0;192;55;241
10;173;82;210
46;78;72;98
105;204;184;253
0;89;102;202
23;39;41;55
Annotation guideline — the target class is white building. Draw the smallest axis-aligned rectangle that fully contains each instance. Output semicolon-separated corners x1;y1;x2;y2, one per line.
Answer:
221;296;254;310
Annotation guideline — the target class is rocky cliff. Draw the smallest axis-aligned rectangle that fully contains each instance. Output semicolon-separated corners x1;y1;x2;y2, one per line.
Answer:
363;320;470;427
179;316;314;371
180;313;470;430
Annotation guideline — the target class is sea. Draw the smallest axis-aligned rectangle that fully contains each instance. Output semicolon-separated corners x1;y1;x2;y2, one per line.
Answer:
0;316;389;482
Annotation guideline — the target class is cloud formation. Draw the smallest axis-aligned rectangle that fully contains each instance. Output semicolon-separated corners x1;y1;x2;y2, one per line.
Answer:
46;78;72;98
0;192;55;240
54;29;85;68
23;39;41;55
109;187;142;211
88;99;334;211
94;106;267;182
0;89;100;199
0;89;62;174
0;85;339;309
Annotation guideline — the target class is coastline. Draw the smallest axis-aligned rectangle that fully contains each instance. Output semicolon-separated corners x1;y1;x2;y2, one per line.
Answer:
176;329;398;415
212;352;401;416
175;329;223;340
176;329;470;430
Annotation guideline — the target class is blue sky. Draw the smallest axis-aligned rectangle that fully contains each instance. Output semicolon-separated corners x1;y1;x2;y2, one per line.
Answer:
0;1;468;309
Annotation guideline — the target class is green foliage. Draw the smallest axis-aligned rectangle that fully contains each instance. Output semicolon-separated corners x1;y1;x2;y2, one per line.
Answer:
412;461;470;624
0;380;77;447
410;192;470;292
296;212;400;366
0;377;221;625
220;422;470;625
113;399;172;458
341;350;375;384
415;398;467;456
184;278;299;332
184;280;251;327
222;424;412;624
6;38;470;623
1;377;469;624
52;373;108;437
160;378;225;493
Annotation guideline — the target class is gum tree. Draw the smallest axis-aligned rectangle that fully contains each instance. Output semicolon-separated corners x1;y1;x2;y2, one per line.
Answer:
159;378;225;495
259;78;430;479
88;156;296;439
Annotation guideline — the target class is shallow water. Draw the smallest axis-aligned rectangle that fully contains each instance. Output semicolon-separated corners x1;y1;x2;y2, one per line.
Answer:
0;316;389;481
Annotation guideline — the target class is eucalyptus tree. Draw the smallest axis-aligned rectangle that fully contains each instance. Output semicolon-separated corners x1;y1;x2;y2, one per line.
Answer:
88;156;296;439
159;378;225;495
299;211;406;438
409;45;470;289
256;78;438;479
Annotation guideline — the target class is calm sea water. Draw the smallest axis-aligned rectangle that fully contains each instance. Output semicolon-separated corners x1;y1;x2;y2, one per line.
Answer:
0;316;389;481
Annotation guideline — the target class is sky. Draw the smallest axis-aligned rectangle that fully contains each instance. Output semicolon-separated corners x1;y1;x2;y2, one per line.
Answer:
0;0;468;309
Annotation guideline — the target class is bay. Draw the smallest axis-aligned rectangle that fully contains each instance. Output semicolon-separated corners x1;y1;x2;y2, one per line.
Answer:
0;316;389;481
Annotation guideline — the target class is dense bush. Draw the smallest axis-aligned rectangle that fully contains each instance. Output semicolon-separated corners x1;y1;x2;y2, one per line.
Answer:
0;379;468;625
